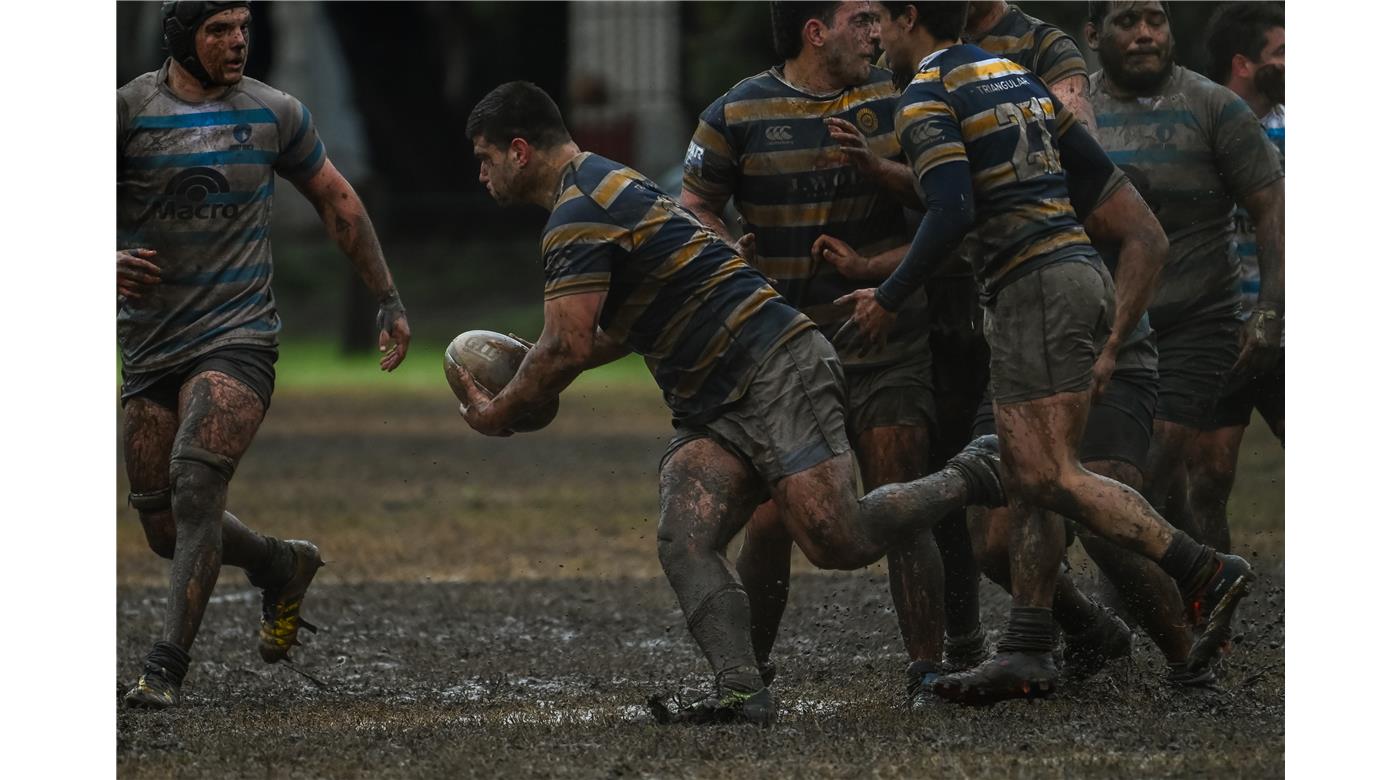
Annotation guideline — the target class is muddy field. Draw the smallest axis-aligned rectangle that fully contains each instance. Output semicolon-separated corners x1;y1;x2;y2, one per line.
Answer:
117;377;1285;778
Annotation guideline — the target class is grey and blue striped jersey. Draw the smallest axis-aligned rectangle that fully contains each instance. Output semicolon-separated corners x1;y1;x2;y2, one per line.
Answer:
117;60;327;373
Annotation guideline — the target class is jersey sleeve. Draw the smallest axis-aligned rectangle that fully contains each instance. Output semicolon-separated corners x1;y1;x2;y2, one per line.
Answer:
1035;28;1088;86
681;96;740;203
1208;89;1283;202
117;92;129;155
1058;122;1127;218
540;199;627;301
895;87;967;181
271;93;327;182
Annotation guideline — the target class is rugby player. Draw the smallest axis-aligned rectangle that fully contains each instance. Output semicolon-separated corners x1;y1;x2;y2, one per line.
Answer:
458;80;1006;725
1088;1;1283;563
1185;2;1286;555
118;1;411;708
679;1;949;706
837;2;1253;704
844;1;1203;687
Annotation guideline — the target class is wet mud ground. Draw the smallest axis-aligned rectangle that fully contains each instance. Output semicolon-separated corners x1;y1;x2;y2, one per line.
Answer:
117;381;1284;778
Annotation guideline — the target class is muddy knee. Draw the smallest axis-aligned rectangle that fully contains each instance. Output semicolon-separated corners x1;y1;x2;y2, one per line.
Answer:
130;488;176;558
168;446;236;524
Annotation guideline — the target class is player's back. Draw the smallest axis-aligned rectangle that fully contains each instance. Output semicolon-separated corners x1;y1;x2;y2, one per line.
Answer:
965;4;1087;87
898;44;1090;294
543;153;812;423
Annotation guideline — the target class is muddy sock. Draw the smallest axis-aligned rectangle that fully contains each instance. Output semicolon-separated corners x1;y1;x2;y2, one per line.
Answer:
245;536;294;589
687;584;764;694
145;640;192;685
1158;531;1217;594
996;607;1056;654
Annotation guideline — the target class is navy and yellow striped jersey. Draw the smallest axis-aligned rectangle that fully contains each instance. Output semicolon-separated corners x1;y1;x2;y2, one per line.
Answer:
543;153;814;424
682;66;926;370
1090;66;1282;327
897;45;1093;293
965;4;1088;87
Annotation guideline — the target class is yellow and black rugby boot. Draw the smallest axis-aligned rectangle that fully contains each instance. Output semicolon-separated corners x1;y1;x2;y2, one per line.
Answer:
123;642;189;710
258;540;325;663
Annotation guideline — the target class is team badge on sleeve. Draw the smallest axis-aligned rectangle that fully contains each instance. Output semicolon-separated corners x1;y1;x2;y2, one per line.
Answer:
856;107;879;135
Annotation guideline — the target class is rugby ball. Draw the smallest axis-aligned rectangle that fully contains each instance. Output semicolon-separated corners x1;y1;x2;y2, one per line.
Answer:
444;330;560;432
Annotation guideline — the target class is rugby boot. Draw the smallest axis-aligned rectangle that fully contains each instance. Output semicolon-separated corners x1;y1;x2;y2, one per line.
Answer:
258;540;325;663
945;434;1005;507
1063;608;1133;679
647;686;775;727
123;665;181;710
1184;553;1255;672
905;660;943;711
943;627;991;672
1165;661;1218;690
932;650;1057;706
758;659;778;688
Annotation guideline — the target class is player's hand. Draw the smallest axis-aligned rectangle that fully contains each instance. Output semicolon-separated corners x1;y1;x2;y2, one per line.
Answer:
454;365;513;437
812;234;871;279
1090;342;1118;403
735;232;756;263
825;117;875;174
375;290;411;372
117;248;161;300
833;288;894;358
1231;304;1282;380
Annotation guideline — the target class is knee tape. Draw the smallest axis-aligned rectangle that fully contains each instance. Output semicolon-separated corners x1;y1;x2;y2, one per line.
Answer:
170;445;237;482
128;488;172;513
686;582;748;632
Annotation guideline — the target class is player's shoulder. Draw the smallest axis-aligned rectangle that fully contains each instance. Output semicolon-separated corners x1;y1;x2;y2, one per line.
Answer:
234;75;308;118
117;70;162;110
1173;66;1252;122
718;68;790;104
548;154;627;222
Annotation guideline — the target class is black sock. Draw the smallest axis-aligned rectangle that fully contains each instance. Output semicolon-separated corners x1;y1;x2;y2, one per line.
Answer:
145;641;191;685
245;536;294;589
1158;531;1217;594
997;607;1056;654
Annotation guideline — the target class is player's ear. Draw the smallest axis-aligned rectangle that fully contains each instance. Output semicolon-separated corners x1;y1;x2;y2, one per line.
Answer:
1084;21;1101;52
804;17;827;49
1231;52;1253;82
508;137;532;168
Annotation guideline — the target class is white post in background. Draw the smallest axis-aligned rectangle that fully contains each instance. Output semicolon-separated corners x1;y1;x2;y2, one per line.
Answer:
568;1;686;180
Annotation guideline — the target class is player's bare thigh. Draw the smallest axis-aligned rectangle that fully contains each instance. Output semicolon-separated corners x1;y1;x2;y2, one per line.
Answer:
174;370;268;465
123;397;179;492
855;424;930;486
657;436;765;551
993;389;1092;500
769;451;866;569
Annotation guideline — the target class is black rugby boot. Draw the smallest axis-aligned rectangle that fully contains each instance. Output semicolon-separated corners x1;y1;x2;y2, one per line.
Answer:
1063;608;1133;678
1184;553;1255;672
932;650;1058;706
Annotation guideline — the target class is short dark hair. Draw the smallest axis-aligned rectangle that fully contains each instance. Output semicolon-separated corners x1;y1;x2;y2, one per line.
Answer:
1204;2;1284;84
901;1;969;41
1088;1;1172;29
466;81;572;150
770;2;841;60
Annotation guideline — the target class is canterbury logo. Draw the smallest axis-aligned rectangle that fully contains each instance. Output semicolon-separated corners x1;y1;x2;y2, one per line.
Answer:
908;122;944;146
765;125;794;142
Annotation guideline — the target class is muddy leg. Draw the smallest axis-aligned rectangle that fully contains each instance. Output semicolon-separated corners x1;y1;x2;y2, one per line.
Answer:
1184;426;1246;554
1145;420;1203;542
734;501;792;672
856;425;943;664
162;371;267;651
657;438;767;692
969;505;1097;634
1075;459;1192;662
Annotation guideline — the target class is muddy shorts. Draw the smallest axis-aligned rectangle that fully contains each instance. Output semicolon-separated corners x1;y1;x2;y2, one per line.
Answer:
1208;348;1283;431
844;349;935;437
926;273;991;463
661;330;852;487
972;335;1158;474
121;345;278;411
984;256;1114;405
1152;309;1241;429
